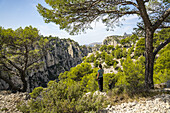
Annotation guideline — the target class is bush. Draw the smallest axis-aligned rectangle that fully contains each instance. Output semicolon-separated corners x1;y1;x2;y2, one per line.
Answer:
154;49;170;84
101;51;107;60
103;73;116;90
114;56;145;95
85;54;95;62
18;80;108;113
94;60;99;68
107;45;114;51
99;45;107;52
134;38;145;57
59;63;93;81
29;87;43;99
114;48;123;59
105;54;115;66
76;92;108;112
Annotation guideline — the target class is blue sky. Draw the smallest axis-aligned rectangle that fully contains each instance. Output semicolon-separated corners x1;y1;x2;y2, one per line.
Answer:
0;0;139;45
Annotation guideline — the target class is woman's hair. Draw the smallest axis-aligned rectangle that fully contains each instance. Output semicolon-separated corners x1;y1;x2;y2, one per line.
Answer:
99;64;102;69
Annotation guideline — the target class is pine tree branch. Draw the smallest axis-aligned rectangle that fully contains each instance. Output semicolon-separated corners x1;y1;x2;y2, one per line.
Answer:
153;8;170;31
153;37;170;57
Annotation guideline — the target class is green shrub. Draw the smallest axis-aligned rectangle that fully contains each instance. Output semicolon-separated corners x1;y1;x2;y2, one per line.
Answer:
94;60;99;68
154;49;170;84
101;50;107;60
29;87;43;99
99;45;107;52
76;92;108;112
85;54;95;62
114;56;145;95
107;45;114;51
103;73;116;90
134;38;145;57
105;54;114;66
18;80;108;113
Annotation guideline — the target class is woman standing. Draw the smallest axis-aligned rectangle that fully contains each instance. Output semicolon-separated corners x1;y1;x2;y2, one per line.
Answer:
97;64;104;92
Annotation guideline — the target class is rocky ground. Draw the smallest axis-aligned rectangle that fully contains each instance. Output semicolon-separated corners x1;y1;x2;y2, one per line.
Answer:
105;93;170;113
0;90;169;113
0;91;29;113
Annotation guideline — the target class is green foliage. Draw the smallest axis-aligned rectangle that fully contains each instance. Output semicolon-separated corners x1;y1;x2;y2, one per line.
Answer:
94;60;99;68
29;87;43;99
95;51;101;59
153;28;170;48
82;56;87;61
18;71;108;113
122;48;127;57
130;34;139;45
99;45;107;52
113;46;123;59
84;73;98;92
76;93;108;112
103;73;116;90
59;63;93;81
107;45;114;51
120;38;130;47
115;56;145;93
0;26;49;91
127;45;134;55
37;0;169;36
134;38;145;57
101;50;107;60
154;49;170;84
105;54;116;66
85;54;95;62
134;28;170;58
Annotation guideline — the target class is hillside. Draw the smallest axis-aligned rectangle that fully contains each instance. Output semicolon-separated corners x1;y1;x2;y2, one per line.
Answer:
0;30;92;92
0;28;169;113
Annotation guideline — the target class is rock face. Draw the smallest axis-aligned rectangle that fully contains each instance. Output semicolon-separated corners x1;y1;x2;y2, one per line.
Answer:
105;94;170;113
0;38;91;92
102;35;125;47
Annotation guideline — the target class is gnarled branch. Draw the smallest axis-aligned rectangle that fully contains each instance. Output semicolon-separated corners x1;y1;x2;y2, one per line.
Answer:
153;37;170;58
153;8;170;31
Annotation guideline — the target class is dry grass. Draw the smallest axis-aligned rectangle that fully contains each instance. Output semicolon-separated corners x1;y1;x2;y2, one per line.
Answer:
106;88;170;106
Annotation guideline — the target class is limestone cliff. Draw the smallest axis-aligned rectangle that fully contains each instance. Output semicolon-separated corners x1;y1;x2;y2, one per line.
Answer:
0;37;91;92
102;35;124;47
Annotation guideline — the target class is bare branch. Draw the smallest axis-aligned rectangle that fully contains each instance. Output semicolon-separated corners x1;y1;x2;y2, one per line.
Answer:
100;10;140;15
137;25;145;30
153;8;170;31
119;1;138;8
2;56;22;72
158;26;170;29
153;37;170;58
136;0;152;27
0;62;13;71
27;57;43;69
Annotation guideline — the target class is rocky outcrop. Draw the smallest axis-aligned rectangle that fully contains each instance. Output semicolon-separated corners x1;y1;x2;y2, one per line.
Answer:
0;37;92;92
102;35;124;47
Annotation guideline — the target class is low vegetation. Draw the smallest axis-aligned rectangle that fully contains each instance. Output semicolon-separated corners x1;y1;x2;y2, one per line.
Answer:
2;28;169;112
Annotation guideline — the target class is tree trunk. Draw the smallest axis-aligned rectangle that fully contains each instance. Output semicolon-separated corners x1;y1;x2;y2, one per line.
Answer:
20;71;27;92
145;28;154;89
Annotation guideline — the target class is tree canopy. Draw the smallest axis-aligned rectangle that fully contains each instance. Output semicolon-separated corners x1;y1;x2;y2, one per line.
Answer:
37;0;169;34
37;0;170;89
0;26;48;91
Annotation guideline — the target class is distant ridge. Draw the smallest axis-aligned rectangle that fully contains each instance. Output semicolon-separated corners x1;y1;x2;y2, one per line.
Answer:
85;42;102;47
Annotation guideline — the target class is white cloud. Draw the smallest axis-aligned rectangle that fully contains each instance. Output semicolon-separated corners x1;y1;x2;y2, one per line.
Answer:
37;14;139;45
